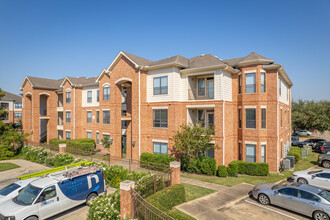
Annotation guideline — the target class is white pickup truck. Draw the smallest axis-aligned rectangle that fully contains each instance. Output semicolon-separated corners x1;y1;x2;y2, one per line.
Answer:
0;166;106;220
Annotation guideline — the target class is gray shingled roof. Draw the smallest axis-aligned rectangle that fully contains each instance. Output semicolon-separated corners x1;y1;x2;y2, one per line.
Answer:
187;54;226;69
27;76;64;90
149;55;189;67
67;76;98;87
223;52;274;67
1;91;22;102
122;51;153;66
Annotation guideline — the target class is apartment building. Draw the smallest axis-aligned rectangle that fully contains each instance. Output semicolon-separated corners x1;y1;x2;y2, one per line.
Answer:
20;51;292;172
0;91;23;124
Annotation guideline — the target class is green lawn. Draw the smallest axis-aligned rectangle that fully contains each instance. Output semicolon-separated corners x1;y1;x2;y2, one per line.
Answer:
168;183;215;220
182;149;319;187
0;162;20;172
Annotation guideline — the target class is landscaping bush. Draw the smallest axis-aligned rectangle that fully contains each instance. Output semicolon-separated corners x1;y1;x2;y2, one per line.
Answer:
67;138;96;152
228;161;269;176
0;145;15;160
181;157;217;176
146;184;186;212
217;165;228;177
88;190;120;220
288;147;302;163
227;161;239;176
45;153;77;167
21;145;48;164
49;138;67;146
140;152;175;171
99;163;150;188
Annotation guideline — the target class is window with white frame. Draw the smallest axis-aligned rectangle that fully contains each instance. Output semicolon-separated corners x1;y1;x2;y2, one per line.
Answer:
153;142;168;155
66;91;71;103
279;78;282;96
261;145;266;163
246;144;256;162
96;132;99;144
14;113;22;119
198;78;205;96
261;108;266;129
96;111;99;123
261;73;266;93
153;76;168;95
15;103;22;109
103;110;110;124
97;90;99;102
239;143;242;160
246;109;256;129
87;131;92;139
66;131;71;140
238;109;242;128
87;111;92;123
66;111;71;123
153;109;167;128
87;91;92;103
238;75;242;94
245;73;256;93
103;86;110;100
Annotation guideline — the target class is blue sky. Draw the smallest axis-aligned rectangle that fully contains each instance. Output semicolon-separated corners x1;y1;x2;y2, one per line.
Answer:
0;0;329;100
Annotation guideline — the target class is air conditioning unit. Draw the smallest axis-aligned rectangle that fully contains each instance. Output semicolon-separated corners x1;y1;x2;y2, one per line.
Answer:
282;158;291;170
286;156;295;168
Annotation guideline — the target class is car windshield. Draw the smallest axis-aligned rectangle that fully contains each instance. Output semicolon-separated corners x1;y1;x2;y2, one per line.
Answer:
0;183;20;196
319;190;330;203
14;184;42;205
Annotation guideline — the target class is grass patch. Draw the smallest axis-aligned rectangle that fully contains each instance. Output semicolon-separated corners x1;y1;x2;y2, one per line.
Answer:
183;183;216;202
0;162;20;172
294;148;319;171
182;171;293;187
168;209;196;220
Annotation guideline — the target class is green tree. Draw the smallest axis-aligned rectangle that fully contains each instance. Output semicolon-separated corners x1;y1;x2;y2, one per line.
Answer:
0;88;8;119
171;121;219;161
292;100;330;132
101;136;110;149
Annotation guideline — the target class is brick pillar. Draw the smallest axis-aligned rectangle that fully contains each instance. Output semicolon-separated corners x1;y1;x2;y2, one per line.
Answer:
170;161;181;186
59;143;66;154
120;180;135;219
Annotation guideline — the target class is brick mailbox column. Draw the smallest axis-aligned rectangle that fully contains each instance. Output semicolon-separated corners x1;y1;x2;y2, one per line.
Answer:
59;143;66;154
170;161;181;186
120;180;135;219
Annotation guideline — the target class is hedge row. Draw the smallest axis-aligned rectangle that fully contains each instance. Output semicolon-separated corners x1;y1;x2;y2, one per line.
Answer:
49;138;96;152
218;161;269;177
287;147;302;163
181;157;217;176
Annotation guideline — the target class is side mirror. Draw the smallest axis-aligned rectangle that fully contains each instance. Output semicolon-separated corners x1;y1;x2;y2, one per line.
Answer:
312;175;316;179
274;191;279;195
38;196;44;203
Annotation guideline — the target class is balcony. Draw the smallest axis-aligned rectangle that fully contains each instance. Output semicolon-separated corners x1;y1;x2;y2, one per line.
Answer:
187;108;215;134
188;88;214;100
188;75;214;100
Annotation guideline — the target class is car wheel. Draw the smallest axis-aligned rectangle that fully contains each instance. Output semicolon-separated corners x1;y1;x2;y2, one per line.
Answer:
86;192;97;205
258;193;270;205
322;160;330;168
313;211;329;220
25;216;38;220
297;178;308;184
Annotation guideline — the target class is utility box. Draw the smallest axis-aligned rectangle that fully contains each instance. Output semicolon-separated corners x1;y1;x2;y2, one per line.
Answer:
286;156;295;168
302;148;308;158
283;158;291;170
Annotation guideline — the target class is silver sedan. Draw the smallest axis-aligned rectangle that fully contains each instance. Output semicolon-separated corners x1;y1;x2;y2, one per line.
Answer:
290;169;330;191
251;182;330;220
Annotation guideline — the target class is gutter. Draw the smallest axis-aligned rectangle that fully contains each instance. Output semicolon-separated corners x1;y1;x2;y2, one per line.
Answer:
138;68;141;158
180;64;239;74
263;64;293;87
73;87;76;139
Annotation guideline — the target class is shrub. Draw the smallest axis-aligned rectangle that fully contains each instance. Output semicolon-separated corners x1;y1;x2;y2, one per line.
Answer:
217;165;228;177
45;153;77;167
88;190;120;220
49;138;67;146
67;138;96;152
228;161;269;176
181;157;217;176
227;161;239;176
146;184;186;212
288;147;302;163
140;153;175;171
0;145;15;160
21;145;48;164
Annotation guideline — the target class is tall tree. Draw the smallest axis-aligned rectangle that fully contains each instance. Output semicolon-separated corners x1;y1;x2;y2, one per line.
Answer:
0;88;8;118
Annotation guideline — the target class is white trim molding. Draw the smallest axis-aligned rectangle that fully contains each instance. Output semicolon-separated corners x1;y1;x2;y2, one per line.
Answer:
244;70;257;74
102;83;110;87
102;133;110;135
244;105;257;109
152;139;168;143
260;105;267;109
152;106;168;110
186;104;215;109
245;141;257;145
261;142;267;145
39;92;50;96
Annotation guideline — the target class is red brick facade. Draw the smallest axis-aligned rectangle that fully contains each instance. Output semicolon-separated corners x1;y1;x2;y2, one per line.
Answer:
21;52;292;172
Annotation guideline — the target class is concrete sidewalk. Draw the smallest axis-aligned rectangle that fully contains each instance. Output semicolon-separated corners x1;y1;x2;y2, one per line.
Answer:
179;177;254;220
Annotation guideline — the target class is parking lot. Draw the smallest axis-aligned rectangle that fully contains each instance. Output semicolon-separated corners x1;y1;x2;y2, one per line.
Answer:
219;196;310;220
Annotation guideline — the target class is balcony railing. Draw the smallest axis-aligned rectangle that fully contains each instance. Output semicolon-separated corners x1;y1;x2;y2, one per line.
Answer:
188;88;214;100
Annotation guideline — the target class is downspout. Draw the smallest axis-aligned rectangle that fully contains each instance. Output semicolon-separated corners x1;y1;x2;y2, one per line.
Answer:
138;68;141;158
276;73;279;171
73;87;76;139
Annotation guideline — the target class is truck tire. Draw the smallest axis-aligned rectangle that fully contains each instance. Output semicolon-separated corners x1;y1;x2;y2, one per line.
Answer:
25;216;38;220
322;160;330;168
297;178;308;184
86;192;98;205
